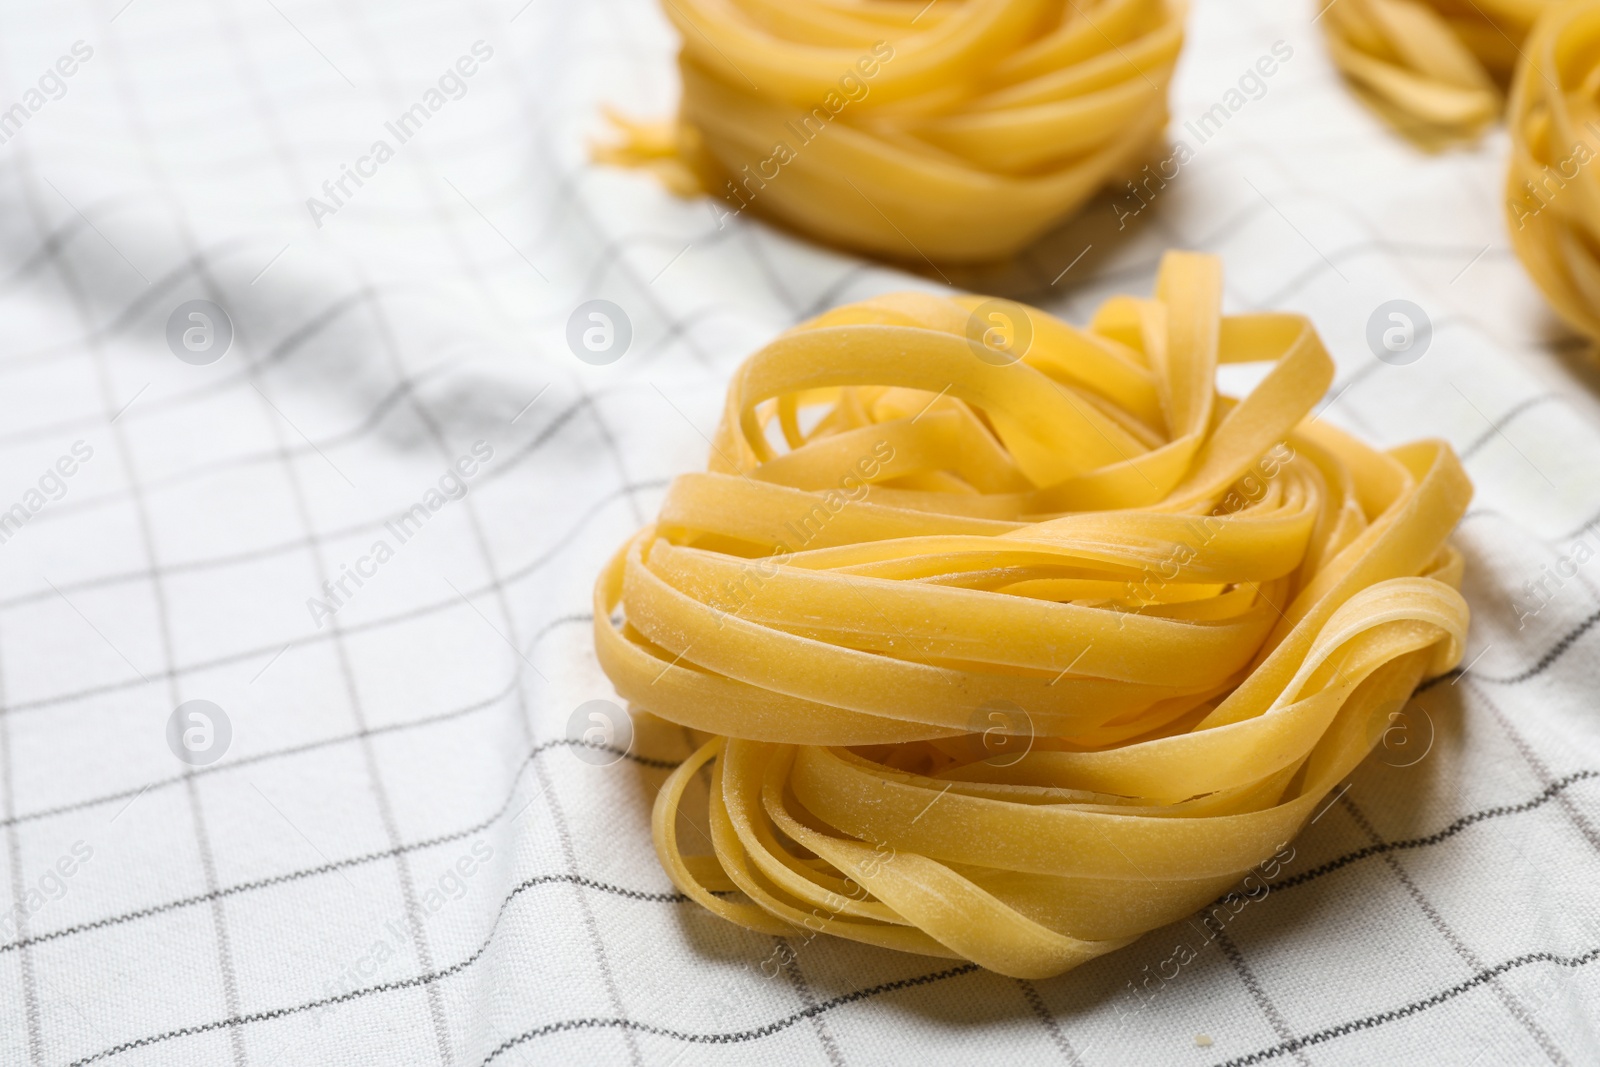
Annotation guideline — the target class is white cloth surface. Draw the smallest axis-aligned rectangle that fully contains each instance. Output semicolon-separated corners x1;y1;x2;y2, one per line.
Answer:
0;0;1598;1065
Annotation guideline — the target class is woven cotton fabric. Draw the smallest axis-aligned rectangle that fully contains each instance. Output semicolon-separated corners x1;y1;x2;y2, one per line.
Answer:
0;1;1596;1066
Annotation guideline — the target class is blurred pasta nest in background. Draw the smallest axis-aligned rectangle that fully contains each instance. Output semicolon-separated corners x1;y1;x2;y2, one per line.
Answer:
1319;0;1553;141
1507;0;1600;339
594;251;1473;978
597;0;1185;262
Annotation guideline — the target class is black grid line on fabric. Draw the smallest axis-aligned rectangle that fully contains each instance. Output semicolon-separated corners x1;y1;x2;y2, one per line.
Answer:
624;297;751;375
259;218;461;1067
9;35;838;1067
0;161;607;358
0;389;645;623
30;362;452;518
1016;979;1084;1066
1255;770;1600;897
21;694;1587;1067
14;344;1574;636
355;266;522;1067
0;285;383;450
63;952;982;1067
1458;394;1564;462
1452;508;1600;618
0;42;75;1067
1476;608;1600;688
471;73;671;1067
1;475;667;717
1211;929;1311;1067
0;216;93;297
1033;200;1271;307
345;15;689;1058
0;736;677;958
0;415;1580;1049
5;729;1585;966
0;635;45;1066
1;613;592;829
0;210;855;662
1206;946;1600;1067
55;858;695;1067
0;867;701;959
0;214;583;432
0;268;1589;737
476;964;984;1066
3;9;1596;1067
536;763;646;1065
990;199;1517;314
0;27;752;1067
188;10;465;1059
250;349;466;1066
1469;679;1600;859
9;86;250;1067
2;674;520;828
1;657;1591;973
1338;793;1567;1063
0;307;1587;1062
93;28;289;1065
1460;494;1600;546
0;363;1548;739
0;238;240;374
1416;598;1600;691
558;227;709;534
775;941;848;1067
0;108;1530;364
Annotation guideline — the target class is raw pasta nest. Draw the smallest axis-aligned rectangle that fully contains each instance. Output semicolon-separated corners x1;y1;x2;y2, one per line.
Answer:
1507;0;1600;339
597;0;1184;262
1320;0;1553;140
594;251;1471;978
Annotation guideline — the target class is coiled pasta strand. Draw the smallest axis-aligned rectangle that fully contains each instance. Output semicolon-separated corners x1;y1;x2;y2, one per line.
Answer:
596;0;1185;262
595;251;1471;978
1507;0;1600;338
1320;0;1552;140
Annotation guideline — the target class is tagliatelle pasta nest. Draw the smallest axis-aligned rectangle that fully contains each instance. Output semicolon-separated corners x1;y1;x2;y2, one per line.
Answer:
1319;0;1553;140
1507;0;1600;339
594;252;1471;979
595;0;1184;262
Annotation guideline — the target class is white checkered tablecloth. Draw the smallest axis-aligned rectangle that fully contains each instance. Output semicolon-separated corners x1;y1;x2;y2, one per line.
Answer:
0;0;1597;1064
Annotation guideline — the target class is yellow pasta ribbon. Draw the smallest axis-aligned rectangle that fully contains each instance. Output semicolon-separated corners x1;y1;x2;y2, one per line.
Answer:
1507;0;1600;339
595;252;1471;978
1319;0;1552;141
595;0;1185;262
